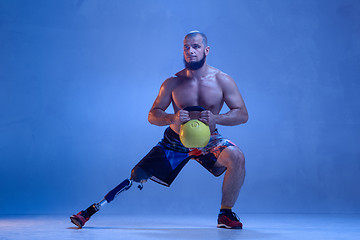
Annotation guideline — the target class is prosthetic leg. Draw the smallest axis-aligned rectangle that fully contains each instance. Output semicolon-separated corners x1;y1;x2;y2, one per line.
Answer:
70;166;150;228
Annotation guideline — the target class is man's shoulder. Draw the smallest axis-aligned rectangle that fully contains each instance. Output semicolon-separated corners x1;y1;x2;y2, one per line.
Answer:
161;69;187;85
210;66;233;83
174;69;187;78
161;72;183;89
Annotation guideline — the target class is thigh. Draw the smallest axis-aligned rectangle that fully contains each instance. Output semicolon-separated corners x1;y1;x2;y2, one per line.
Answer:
135;144;191;187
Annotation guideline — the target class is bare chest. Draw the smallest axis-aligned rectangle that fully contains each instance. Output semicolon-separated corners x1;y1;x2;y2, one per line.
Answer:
172;78;224;112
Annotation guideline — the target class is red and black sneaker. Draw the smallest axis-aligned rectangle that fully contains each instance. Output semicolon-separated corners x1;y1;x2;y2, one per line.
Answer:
217;210;243;229
70;211;89;228
70;203;99;228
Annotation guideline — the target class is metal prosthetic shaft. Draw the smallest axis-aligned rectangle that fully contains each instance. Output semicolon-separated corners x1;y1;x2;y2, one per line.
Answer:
104;178;133;203
86;178;134;216
70;177;145;228
93;176;146;213
84;167;150;217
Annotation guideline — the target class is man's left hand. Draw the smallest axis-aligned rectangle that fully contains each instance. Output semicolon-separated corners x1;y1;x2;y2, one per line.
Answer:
199;110;216;132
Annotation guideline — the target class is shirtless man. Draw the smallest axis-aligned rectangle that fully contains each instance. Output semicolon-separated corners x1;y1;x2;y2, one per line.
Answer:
70;31;248;229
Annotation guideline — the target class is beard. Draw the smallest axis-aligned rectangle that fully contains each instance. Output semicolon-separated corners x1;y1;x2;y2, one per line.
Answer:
183;53;206;70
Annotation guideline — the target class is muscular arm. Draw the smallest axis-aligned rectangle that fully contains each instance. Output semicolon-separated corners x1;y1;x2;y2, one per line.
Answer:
148;78;175;126
214;74;248;126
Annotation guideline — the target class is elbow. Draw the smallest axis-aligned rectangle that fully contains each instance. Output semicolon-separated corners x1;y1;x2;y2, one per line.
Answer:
235;107;248;124
148;111;155;125
148;109;162;125
148;111;154;125
240;109;248;124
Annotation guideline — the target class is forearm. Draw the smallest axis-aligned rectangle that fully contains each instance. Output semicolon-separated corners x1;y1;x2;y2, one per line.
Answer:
214;108;248;126
148;108;175;126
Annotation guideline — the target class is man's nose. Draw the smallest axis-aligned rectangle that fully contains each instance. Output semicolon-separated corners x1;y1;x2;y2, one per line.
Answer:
188;47;195;55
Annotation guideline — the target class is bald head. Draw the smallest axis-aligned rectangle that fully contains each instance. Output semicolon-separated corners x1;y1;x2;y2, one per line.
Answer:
184;31;208;47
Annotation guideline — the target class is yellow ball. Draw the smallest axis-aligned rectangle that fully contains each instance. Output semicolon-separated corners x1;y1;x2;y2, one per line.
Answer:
180;119;210;148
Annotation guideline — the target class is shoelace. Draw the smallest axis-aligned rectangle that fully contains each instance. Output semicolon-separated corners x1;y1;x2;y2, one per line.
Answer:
220;211;240;221
229;211;240;221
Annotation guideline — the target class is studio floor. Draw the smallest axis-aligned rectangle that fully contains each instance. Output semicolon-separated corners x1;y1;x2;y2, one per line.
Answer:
0;214;359;240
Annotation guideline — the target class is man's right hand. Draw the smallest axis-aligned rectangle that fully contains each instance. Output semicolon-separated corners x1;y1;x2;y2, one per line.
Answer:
174;110;191;124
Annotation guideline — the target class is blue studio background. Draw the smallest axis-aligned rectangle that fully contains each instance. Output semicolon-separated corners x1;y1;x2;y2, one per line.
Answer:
1;0;359;216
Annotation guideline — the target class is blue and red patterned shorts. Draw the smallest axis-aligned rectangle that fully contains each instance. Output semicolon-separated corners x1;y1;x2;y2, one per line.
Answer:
134;127;236;187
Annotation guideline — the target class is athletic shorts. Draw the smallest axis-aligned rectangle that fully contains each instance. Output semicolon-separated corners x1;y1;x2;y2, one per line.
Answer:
134;127;236;187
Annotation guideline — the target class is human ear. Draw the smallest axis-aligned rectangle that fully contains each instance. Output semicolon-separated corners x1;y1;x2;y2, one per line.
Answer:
205;46;210;56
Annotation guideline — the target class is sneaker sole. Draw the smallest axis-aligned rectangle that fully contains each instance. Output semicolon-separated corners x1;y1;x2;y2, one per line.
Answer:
70;216;83;228
217;223;242;229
